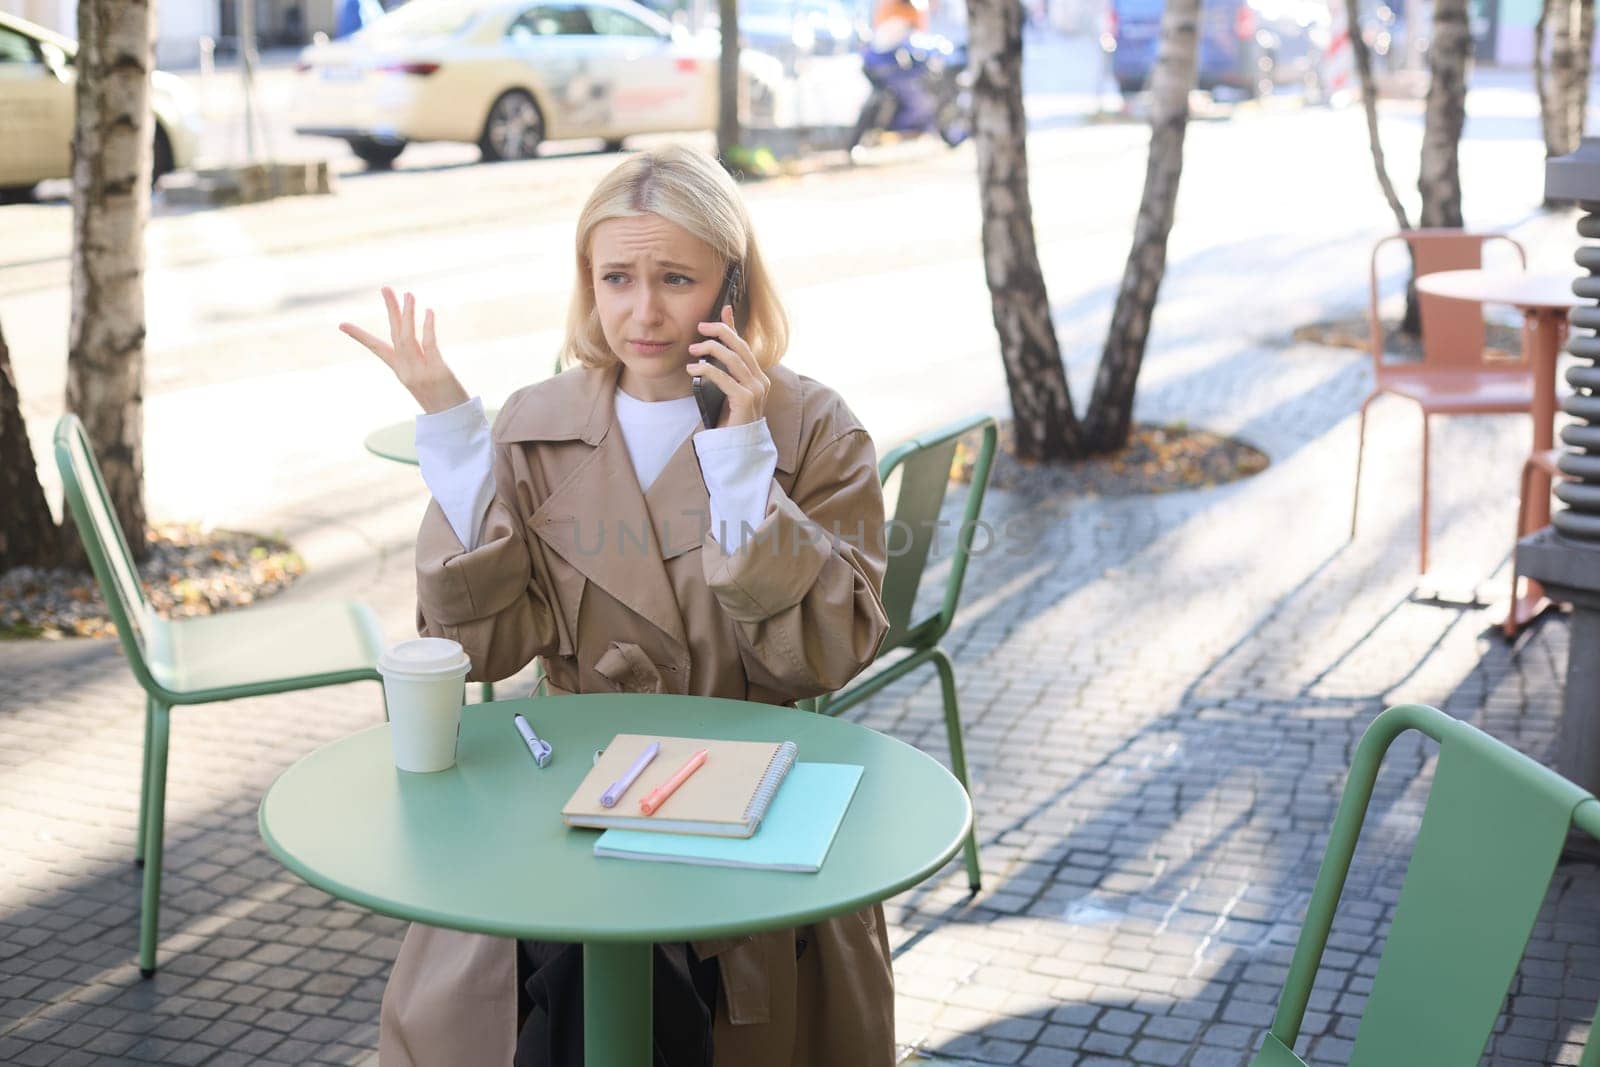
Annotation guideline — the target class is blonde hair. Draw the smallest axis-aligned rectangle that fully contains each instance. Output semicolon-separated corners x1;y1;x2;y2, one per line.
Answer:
559;145;790;371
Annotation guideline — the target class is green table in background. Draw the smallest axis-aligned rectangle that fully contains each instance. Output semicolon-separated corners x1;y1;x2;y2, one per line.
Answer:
363;409;503;700
258;694;973;1067
364;410;503;466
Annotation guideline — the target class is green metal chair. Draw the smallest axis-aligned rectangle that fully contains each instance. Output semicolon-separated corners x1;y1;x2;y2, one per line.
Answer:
1253;702;1600;1066
799;413;997;891
54;415;386;978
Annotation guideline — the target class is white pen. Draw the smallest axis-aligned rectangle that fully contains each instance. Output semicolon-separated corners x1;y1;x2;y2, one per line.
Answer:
513;714;552;768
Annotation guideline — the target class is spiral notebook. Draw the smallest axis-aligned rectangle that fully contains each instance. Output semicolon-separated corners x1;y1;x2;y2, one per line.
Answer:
561;734;799;838
594;762;863;873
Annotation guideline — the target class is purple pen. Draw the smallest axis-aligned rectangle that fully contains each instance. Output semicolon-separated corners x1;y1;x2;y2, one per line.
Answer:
600;741;661;808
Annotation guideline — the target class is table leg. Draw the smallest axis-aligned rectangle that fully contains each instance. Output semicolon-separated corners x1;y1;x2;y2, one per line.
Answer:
1507;309;1570;633
583;942;651;1066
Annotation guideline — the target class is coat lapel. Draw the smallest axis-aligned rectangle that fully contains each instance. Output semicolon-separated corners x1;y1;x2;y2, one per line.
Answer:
513;365;689;652
645;432;712;559
494;360;812;654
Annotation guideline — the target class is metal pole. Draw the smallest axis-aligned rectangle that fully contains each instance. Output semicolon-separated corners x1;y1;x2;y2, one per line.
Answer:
582;942;651;1066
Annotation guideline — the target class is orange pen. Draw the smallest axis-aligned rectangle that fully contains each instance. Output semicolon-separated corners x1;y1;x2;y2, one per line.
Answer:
639;749;709;816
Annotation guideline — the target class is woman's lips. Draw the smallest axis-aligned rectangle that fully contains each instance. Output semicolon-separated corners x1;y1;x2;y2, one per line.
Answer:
628;340;672;354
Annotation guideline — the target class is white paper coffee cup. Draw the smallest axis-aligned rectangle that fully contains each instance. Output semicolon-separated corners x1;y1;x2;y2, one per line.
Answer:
378;638;472;773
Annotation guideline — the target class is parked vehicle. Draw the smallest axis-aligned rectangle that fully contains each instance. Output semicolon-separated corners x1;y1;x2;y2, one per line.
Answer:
739;0;869;72
849;30;970;150
291;0;785;167
0;12;202;201
1102;0;1327;100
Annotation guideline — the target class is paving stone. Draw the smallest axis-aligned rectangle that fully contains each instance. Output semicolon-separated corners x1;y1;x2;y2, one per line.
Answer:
1;192;1594;1067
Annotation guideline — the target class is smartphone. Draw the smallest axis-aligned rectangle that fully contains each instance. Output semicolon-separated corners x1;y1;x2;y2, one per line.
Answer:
693;262;743;431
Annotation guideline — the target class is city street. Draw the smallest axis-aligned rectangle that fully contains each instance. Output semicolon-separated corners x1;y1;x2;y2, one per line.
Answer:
4;37;1600;1066
2;48;1574;559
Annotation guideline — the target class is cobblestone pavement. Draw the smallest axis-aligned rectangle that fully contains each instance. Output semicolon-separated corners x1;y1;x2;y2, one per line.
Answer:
6;116;1600;1067
8;326;1599;1067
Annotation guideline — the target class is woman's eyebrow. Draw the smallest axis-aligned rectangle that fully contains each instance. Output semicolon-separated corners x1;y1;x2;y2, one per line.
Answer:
597;260;699;271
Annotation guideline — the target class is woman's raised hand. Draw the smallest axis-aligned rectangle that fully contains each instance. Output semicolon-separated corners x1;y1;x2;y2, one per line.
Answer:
341;287;469;414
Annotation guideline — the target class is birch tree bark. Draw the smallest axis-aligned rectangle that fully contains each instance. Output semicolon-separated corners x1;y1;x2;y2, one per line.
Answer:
717;0;741;161
1535;0;1589;160
969;0;1081;461
1418;0;1471;230
1081;0;1201;451
1579;0;1596;144
1347;0;1411;231
65;0;154;562
0;315;59;572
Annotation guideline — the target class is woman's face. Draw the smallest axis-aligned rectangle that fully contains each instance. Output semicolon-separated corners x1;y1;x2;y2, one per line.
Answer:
589;213;724;401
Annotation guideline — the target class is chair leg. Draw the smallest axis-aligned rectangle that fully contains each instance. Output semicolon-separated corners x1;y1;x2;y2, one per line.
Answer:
931;648;981;892
134;695;156;866
1506;457;1541;639
1419;412;1432;575
1351;394;1375;540
139;701;171;978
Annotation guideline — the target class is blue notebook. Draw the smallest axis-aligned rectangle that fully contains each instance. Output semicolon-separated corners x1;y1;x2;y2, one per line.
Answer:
593;763;863;873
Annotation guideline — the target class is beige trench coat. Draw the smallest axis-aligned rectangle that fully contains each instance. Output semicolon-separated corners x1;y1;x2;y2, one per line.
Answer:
379;360;895;1066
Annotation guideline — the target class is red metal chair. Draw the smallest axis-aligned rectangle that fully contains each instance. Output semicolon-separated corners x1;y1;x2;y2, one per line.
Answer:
1350;230;1530;574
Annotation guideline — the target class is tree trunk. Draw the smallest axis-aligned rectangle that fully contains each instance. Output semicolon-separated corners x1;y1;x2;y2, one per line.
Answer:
1536;0;1561;157
969;0;1081;461
1571;0;1594;152
0;315;60;572
1574;0;1587;132
65;0;154;564
1080;0;1201;452
1536;0;1588;159
1399;0;1472;336
1347;0;1411;231
1418;0;1471;230
716;0;741;161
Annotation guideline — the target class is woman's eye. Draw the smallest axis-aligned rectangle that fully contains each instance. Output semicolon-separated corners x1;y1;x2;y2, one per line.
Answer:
601;273;627;285
666;274;693;286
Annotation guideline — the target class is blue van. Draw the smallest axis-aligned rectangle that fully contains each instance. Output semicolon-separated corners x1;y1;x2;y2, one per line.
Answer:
1104;0;1328;99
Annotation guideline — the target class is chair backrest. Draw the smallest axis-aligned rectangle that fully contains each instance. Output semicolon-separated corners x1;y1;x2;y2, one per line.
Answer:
1256;703;1600;1067
53;414;157;690
875;414;997;654
1368;230;1528;375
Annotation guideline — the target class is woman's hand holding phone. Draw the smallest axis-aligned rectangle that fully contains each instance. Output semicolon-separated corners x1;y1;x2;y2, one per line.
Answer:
341;287;470;414
688;304;768;429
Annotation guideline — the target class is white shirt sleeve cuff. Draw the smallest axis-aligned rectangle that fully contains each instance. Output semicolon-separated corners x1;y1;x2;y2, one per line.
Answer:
415;397;496;551
693;418;779;551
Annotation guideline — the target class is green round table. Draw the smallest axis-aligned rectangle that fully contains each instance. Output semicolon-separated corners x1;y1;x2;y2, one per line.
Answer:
361;407;502;466
361;407;503;702
361;417;424;465
258;694;972;1066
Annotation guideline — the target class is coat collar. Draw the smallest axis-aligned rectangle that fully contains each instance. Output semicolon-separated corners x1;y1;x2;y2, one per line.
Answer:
495;359;804;474
500;359;806;658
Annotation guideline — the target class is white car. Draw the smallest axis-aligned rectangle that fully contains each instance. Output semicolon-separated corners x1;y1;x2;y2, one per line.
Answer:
292;0;784;167
0;12;202;200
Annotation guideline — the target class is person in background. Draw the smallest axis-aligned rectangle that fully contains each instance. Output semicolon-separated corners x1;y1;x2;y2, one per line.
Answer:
335;0;386;38
341;144;894;1066
871;0;929;48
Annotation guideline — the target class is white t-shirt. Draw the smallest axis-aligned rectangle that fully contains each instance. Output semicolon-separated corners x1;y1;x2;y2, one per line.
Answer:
413;392;779;552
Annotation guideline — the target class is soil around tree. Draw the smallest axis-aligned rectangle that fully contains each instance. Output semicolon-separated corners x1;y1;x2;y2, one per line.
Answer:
0;524;305;639
1293;316;1524;362
952;419;1269;496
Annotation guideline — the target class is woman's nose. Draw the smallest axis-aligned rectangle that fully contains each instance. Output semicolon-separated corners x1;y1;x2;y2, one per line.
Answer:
633;286;666;324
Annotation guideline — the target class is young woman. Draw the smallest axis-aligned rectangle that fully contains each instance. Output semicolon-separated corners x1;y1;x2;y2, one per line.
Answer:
342;145;894;1066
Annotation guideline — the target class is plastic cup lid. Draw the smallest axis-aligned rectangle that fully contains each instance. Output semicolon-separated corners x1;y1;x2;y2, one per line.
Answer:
378;637;471;677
